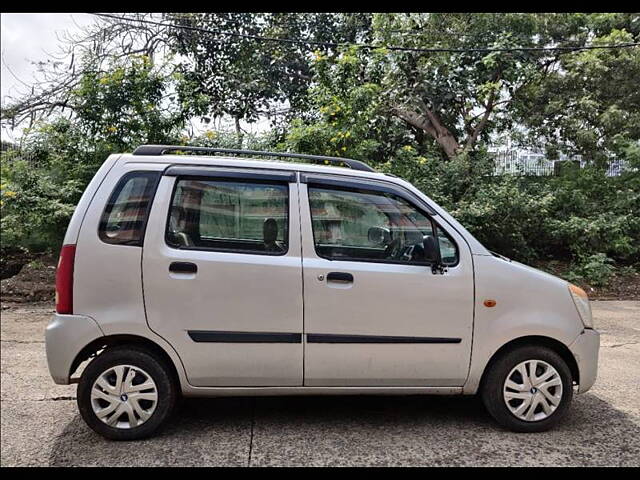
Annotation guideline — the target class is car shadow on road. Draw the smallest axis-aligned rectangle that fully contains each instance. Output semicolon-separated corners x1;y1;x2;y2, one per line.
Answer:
49;392;640;466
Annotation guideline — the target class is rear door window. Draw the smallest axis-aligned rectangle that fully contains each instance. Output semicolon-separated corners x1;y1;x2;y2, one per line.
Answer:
166;178;289;255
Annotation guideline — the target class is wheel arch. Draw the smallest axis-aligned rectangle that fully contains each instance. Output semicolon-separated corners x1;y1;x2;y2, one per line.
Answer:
478;335;580;392
70;334;181;389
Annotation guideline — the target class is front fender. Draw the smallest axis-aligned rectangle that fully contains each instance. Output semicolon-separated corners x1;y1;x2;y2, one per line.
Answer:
464;255;584;394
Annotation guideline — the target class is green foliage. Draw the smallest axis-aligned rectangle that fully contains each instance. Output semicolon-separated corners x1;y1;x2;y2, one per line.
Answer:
188;128;284;152
282;46;416;165
1;145;80;251
2;12;639;290
167;13;373;125
544;167;640;261
72;56;185;150
565;253;616;287
514;24;640;162
1;58;187;252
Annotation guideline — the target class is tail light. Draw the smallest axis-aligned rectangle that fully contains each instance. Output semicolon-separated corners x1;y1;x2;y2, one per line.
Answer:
55;244;76;314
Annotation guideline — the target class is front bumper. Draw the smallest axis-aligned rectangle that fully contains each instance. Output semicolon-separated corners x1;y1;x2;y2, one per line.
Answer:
45;313;104;384
569;328;600;393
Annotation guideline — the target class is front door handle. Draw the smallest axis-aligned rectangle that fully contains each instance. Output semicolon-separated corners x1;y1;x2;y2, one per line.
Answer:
169;262;198;274
326;272;353;283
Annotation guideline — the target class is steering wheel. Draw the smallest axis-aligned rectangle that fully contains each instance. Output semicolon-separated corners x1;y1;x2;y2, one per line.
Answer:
384;237;404;260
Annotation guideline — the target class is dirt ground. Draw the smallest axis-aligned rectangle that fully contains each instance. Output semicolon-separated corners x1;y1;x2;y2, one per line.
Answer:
538;260;640;301
1;254;57;304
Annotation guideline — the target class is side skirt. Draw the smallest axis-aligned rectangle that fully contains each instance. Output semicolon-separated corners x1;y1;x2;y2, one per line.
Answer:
180;386;464;397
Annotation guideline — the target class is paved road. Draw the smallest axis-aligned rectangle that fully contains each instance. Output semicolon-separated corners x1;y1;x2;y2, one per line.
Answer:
1;301;639;466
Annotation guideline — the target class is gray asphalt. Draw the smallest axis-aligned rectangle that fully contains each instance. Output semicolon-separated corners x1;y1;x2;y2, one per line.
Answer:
1;301;639;466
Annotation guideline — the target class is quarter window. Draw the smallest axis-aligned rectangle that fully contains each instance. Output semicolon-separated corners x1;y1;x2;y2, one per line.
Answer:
308;186;458;265
166;178;289;255
437;227;458;265
98;171;159;246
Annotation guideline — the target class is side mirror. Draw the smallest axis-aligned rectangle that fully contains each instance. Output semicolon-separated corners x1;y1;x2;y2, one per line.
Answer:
368;226;391;246
424;235;447;274
422;235;439;263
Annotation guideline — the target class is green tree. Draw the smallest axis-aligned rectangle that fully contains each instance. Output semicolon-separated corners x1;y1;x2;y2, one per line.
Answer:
166;12;373;141
71;55;186;150
372;13;639;161
1;58;186;251
283;46;394;163
1;127;83;251
513;27;640;164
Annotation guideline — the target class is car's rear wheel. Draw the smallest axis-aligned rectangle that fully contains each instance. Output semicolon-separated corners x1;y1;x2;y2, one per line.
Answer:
77;345;177;440
481;345;573;432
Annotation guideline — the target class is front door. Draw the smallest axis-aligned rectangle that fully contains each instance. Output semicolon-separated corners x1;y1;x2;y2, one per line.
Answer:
143;167;303;387
300;176;474;386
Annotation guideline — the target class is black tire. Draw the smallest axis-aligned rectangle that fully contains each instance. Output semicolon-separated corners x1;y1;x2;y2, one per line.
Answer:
481;345;573;433
77;345;177;441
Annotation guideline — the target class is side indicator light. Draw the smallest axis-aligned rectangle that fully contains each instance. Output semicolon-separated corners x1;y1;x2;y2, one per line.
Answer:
483;299;497;308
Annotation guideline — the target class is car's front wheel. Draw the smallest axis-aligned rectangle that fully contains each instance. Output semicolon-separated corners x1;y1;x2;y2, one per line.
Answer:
77;345;177;440
481;345;573;432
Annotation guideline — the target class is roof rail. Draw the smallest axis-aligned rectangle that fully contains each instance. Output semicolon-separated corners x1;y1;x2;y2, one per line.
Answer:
132;144;375;172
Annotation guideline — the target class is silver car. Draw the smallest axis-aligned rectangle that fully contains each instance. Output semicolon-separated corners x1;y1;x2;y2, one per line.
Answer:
46;145;600;440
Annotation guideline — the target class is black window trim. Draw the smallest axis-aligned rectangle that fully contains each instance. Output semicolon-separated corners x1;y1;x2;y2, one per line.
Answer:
164;165;296;183
304;175;460;268
164;173;294;257
98;170;161;247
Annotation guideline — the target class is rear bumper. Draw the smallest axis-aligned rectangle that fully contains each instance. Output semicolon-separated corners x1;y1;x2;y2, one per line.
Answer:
569;328;600;393
45;313;104;384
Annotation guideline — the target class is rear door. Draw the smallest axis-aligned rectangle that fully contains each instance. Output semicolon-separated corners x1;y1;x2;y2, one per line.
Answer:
142;166;303;386
300;174;474;386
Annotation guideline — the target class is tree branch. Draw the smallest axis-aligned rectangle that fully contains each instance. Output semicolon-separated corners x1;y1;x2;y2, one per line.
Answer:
464;71;501;151
391;104;460;160
390;106;437;138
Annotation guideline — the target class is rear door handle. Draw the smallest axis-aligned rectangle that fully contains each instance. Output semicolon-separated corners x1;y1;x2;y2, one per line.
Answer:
326;272;353;283
169;262;198;274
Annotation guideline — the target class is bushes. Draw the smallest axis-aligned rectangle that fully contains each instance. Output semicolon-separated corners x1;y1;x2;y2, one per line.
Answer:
2;106;638;289
1;145;82;253
1;58;187;255
1;117;127;253
373;147;640;280
4;122;637;283
565;254;616;287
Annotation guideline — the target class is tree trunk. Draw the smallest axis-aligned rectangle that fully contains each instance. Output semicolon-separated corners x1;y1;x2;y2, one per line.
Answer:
234;116;243;148
391;107;460;160
434;131;461;160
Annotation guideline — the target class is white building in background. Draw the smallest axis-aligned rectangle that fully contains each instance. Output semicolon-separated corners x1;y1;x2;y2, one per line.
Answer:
489;148;558;176
488;145;628;177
